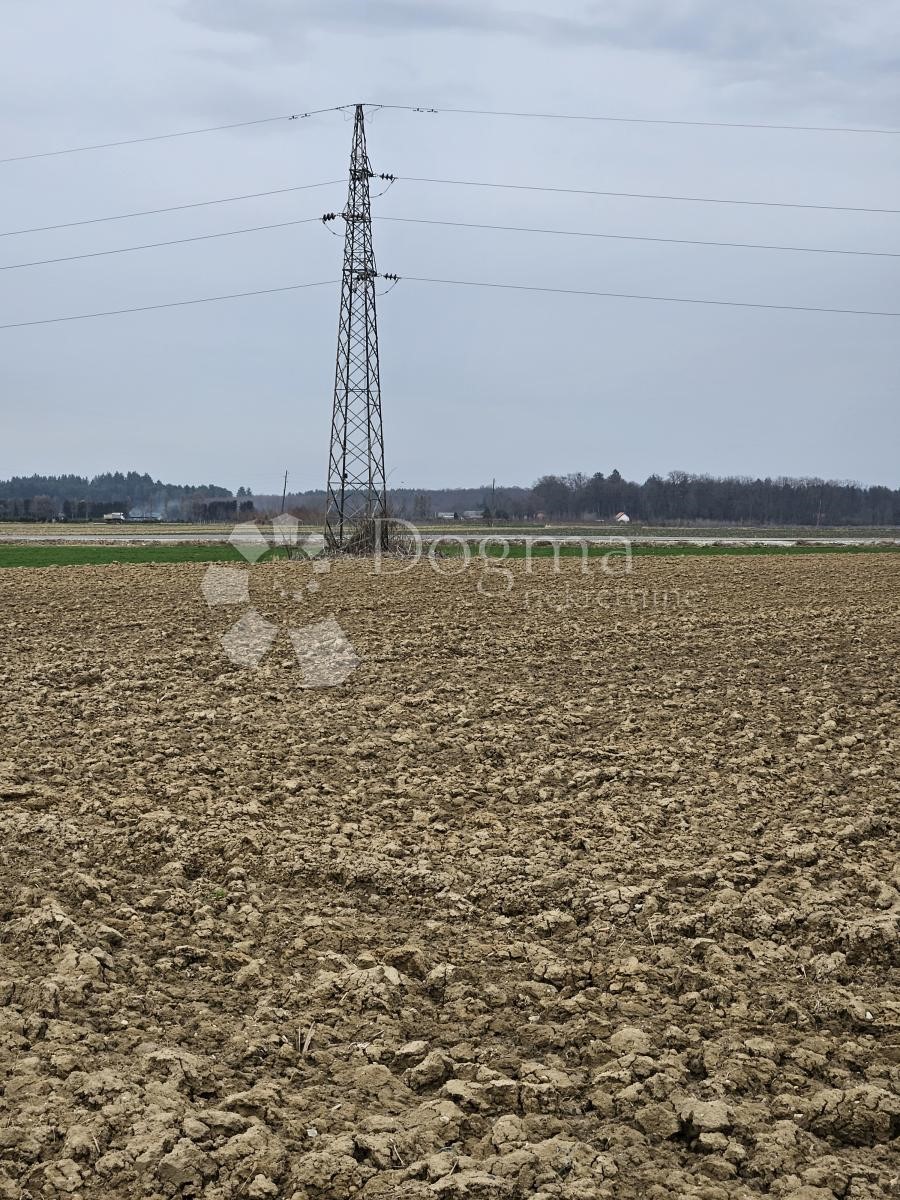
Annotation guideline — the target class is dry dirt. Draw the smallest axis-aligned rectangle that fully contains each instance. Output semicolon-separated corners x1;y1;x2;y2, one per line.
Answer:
0;554;898;1200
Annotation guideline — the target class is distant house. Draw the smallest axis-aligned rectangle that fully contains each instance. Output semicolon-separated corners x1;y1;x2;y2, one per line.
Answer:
436;512;457;521
462;509;484;521
615;512;631;524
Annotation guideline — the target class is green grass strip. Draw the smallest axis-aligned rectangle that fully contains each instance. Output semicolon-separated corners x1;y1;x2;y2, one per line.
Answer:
0;544;256;568
448;543;900;559
0;541;897;570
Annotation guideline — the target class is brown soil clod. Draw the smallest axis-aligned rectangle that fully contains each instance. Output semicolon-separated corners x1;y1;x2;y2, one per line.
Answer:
0;554;898;1198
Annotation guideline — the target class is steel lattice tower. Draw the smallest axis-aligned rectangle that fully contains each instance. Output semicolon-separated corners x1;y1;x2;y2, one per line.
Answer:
324;104;388;550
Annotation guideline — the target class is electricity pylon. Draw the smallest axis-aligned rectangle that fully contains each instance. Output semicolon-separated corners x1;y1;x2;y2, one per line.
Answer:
324;104;388;550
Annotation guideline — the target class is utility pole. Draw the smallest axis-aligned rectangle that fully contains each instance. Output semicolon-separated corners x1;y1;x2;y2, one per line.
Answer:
281;470;288;514
324;104;388;551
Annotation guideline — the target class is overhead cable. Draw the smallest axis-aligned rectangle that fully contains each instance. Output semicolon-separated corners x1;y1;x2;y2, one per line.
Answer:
371;102;900;136
376;215;900;258
0;107;350;165
393;274;900;318
0;181;343;238
0;281;337;330
399;175;900;215
0;215;326;271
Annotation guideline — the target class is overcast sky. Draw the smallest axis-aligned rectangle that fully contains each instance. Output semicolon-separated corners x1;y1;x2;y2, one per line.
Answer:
1;0;898;493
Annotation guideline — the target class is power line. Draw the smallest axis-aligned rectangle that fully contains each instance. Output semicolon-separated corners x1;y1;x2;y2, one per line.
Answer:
399;176;900;216
0;273;895;330
0;280;337;330
0;215;326;271
377;215;900;259
3;173;893;243
8;209;891;273
0;107;350;165
4;101;894;169
395;274;900;318
372;103;900;137
0;180;343;238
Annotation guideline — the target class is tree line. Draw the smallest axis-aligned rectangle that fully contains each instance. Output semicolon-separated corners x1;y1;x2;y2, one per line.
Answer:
285;473;900;526
2;469;898;526
527;471;900;526
0;472;245;521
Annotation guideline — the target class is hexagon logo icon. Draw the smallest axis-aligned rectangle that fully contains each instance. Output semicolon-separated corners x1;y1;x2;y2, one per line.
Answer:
200;521;358;685
288;617;359;687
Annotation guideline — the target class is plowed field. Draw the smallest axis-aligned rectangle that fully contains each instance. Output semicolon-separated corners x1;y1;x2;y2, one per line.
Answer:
1;554;898;1199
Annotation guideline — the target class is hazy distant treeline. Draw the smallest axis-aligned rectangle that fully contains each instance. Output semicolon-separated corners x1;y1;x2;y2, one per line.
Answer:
275;471;900;526
526;471;900;526
2;470;898;526
0;472;240;520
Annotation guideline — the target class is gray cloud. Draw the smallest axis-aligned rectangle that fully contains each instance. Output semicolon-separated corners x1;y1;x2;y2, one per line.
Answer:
183;0;537;40
182;0;900;92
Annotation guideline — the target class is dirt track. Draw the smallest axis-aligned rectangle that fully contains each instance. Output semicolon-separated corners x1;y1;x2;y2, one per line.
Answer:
1;555;898;1199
